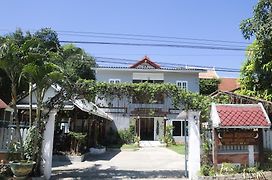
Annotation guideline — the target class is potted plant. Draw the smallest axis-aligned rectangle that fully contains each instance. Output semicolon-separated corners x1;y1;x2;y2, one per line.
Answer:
54;131;87;162
8;126;38;179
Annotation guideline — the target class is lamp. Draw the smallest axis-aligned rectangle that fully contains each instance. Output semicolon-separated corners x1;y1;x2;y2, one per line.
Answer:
163;115;168;137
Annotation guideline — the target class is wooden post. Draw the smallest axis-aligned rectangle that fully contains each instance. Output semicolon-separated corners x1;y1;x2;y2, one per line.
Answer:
212;128;218;171
259;128;264;164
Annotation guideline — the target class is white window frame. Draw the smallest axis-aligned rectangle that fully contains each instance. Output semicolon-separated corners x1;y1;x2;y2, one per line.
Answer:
176;80;188;91
109;79;121;84
172;120;182;137
170;119;188;137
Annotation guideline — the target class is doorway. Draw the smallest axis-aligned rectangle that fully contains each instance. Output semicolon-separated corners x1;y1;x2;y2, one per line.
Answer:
139;118;154;140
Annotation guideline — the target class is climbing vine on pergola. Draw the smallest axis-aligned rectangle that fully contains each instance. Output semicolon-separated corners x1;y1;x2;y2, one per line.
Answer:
73;80;213;121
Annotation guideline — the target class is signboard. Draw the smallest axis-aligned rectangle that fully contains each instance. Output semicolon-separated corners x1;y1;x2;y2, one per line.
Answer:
218;130;259;145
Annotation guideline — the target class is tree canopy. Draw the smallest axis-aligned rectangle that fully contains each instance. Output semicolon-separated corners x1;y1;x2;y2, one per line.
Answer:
239;0;272;101
199;79;220;95
0;28;97;174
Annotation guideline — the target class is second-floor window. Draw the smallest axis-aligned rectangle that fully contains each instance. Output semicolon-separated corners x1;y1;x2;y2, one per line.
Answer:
176;81;188;91
109;79;121;84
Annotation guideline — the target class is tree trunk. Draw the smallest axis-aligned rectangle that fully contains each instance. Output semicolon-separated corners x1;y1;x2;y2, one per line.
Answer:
29;82;32;126
33;89;43;175
11;81;24;160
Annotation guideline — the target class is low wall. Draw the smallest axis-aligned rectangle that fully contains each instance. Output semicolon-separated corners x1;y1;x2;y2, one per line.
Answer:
217;153;259;165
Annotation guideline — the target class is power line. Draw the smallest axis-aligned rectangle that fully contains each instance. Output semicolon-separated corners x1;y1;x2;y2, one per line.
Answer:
97;60;240;73
60;40;249;51
94;56;241;72
92;53;244;57
58;33;247;48
0;28;250;45
57;30;251;45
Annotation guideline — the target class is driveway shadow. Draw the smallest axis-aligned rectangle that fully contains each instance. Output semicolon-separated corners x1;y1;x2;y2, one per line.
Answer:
52;149;121;168
52;166;185;179
85;149;121;161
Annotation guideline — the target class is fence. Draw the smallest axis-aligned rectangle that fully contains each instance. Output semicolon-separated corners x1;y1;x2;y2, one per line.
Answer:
0;126;29;151
263;129;272;150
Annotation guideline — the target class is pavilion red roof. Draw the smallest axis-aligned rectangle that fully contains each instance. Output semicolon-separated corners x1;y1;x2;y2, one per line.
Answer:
130;56;161;69
212;103;271;128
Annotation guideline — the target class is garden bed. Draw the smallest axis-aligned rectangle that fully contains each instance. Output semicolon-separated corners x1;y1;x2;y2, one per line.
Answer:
199;171;272;180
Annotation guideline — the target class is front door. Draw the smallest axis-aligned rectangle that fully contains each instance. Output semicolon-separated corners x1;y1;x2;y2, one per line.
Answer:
140;118;154;140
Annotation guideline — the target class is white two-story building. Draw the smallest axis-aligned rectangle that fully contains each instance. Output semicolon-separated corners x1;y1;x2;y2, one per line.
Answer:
95;56;205;142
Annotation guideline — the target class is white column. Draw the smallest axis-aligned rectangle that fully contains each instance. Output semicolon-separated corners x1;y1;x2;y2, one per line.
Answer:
248;145;254;167
41;109;58;180
188;111;201;180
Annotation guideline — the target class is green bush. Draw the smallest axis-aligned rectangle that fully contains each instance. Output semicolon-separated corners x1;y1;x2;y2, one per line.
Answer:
162;125;175;146
118;130;131;144
118;125;135;144
219;163;239;175
200;164;215;176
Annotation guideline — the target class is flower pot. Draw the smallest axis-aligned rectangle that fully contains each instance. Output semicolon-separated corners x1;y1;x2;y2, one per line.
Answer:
9;161;35;179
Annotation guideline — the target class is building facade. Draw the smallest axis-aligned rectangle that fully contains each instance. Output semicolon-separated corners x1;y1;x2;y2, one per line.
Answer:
95;56;204;142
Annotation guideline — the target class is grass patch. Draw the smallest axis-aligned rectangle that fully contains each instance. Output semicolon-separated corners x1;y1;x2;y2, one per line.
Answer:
107;143;139;150
121;144;139;150
167;144;185;155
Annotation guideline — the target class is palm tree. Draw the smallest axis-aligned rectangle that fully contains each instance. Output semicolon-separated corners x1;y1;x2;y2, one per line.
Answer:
0;29;28;159
21;28;63;174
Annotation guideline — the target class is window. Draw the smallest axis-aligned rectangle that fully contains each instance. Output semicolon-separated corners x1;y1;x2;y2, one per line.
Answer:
109;79;121;84
172;121;181;136
182;121;188;136
176;81;188;91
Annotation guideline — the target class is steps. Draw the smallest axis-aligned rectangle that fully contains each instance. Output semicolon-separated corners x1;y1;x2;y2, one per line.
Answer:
139;141;166;148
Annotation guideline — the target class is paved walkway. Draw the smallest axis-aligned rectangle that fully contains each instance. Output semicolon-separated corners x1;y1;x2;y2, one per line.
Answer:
51;147;187;179
139;140;166;147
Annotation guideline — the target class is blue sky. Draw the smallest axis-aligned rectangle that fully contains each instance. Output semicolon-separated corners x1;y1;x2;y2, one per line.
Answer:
1;1;257;77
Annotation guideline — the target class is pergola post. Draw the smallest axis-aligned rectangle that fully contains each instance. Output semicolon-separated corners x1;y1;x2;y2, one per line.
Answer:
41;109;58;180
188;111;201;180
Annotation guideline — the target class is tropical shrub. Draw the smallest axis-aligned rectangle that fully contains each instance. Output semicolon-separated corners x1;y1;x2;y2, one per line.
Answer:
69;131;87;155
118;124;136;144
219;163;239;175
162;125;175;146
200;164;215;176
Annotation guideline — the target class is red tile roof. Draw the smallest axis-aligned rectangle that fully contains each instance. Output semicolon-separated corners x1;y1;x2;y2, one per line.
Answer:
130;56;161;69
0;98;8;109
215;104;271;128
199;69;219;79
218;78;240;92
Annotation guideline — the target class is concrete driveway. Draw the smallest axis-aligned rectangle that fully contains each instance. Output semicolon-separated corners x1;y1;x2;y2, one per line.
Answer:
51;147;186;179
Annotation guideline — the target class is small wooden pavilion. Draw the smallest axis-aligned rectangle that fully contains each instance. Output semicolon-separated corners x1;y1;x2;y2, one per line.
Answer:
16;85;113;153
211;103;271;167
